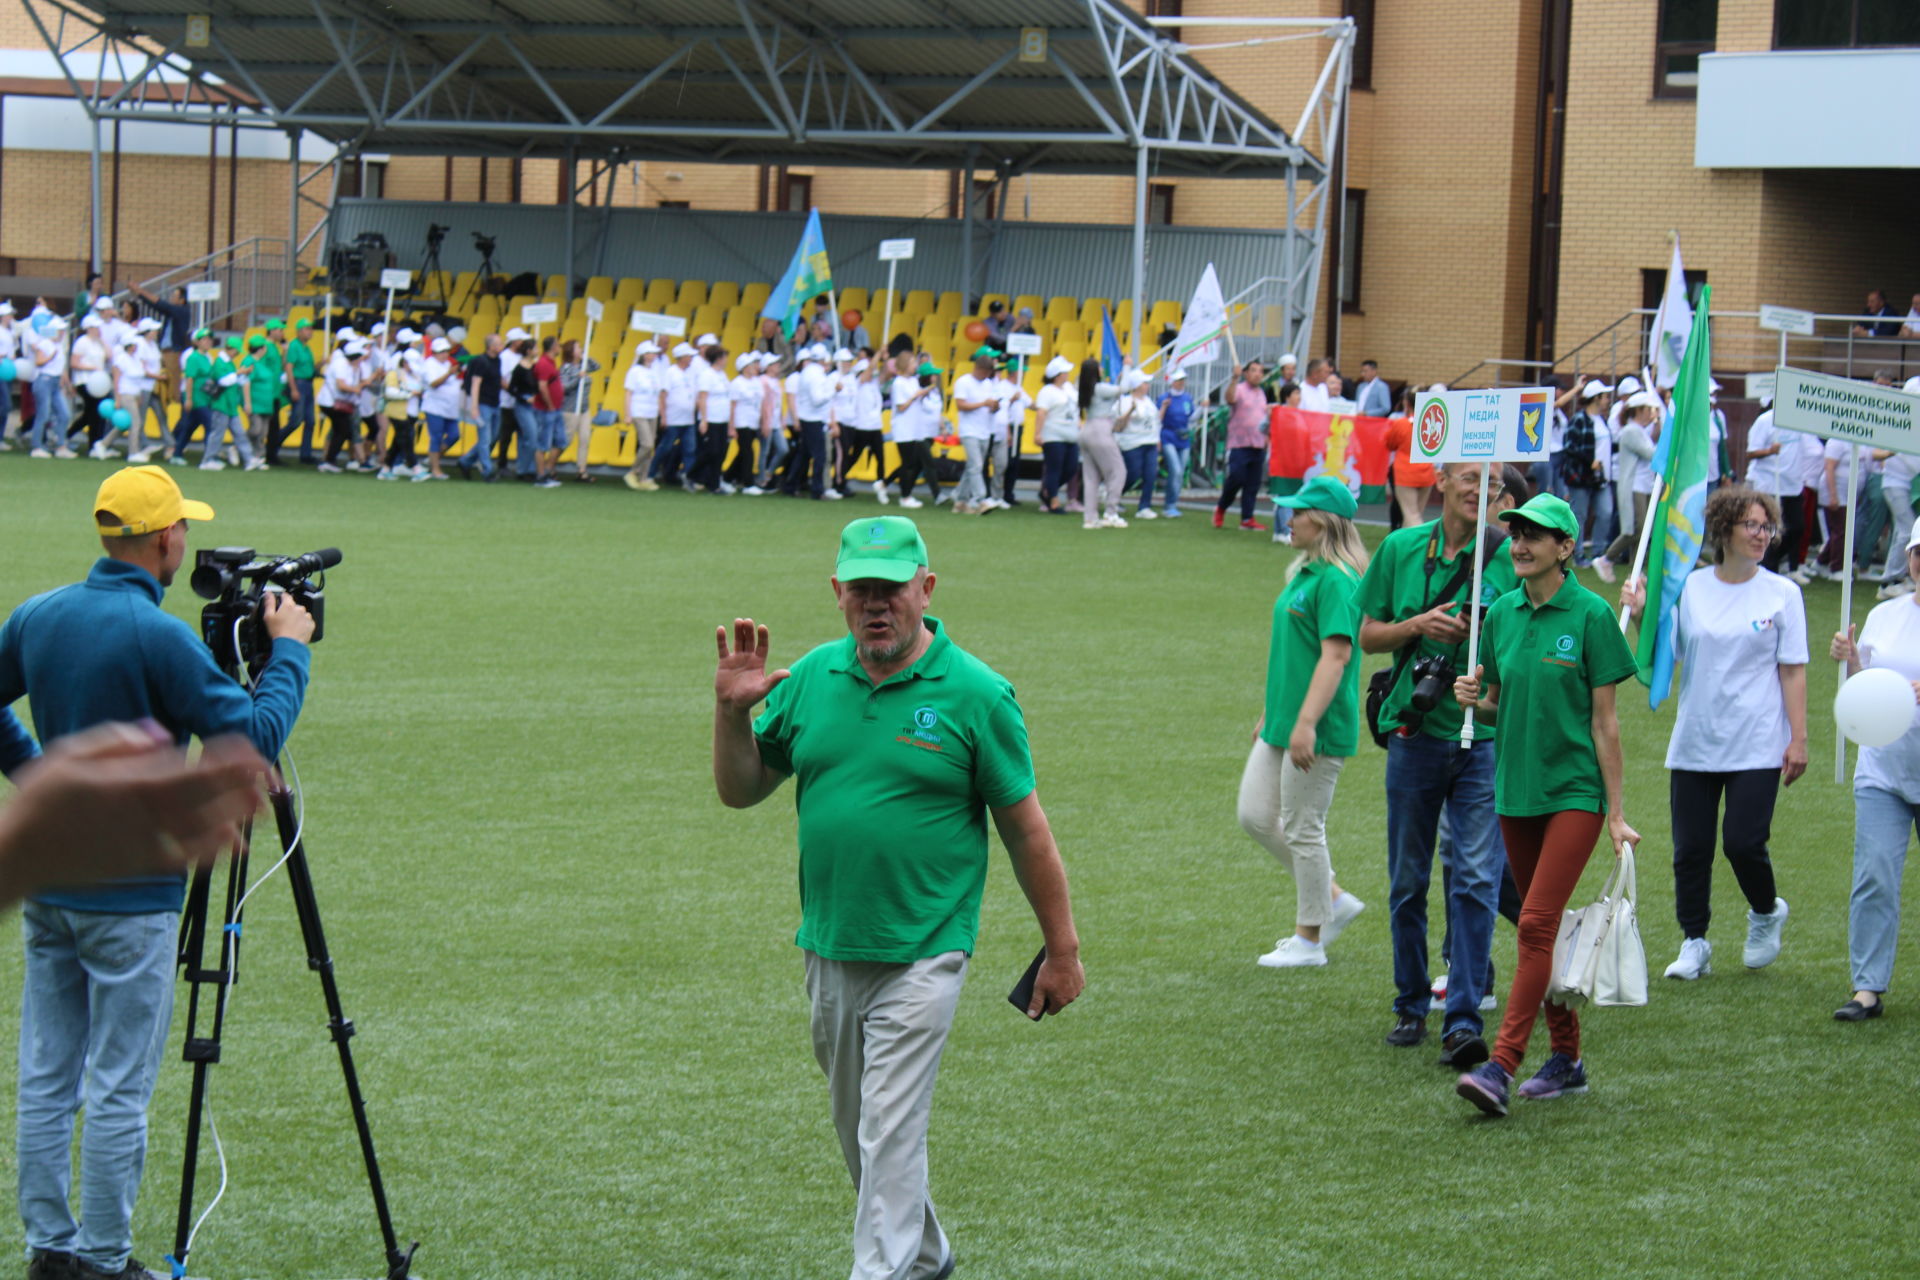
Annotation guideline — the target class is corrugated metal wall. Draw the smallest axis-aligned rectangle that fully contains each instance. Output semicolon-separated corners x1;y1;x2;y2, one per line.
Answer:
331;199;1303;309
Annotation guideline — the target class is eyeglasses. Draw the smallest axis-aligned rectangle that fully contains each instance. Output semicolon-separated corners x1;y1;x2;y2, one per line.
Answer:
1736;520;1777;537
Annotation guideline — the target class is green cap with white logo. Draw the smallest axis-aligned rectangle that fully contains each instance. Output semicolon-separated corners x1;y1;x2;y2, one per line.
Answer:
1497;492;1580;541
836;516;928;584
1274;474;1357;518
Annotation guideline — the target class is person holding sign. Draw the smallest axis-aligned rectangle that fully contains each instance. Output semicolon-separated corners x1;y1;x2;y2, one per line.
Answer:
1826;516;1920;1022
1356;463;1518;1060
1621;487;1804;981
1452;493;1641;1116
1238;477;1370;968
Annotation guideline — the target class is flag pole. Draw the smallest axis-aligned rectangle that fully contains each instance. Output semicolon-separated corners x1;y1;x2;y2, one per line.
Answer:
1620;474;1665;632
1461;462;1491;750
1837;443;1860;784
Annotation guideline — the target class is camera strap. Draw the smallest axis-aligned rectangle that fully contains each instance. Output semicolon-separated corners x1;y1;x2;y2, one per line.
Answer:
1381;524;1500;720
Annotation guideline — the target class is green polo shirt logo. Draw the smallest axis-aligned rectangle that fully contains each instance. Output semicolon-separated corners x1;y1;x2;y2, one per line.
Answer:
1549;632;1577;666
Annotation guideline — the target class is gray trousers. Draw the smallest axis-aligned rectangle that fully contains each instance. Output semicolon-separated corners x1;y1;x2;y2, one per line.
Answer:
804;949;967;1280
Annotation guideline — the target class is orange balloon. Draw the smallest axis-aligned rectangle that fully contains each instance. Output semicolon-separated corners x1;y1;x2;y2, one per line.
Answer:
964;320;989;343
841;309;863;329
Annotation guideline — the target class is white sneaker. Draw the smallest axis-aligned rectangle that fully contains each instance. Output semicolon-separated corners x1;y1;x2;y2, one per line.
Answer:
1102;513;1128;528
1321;892;1366;946
127;450;151;464
898;496;924;509
1664;936;1712;980
1788;566;1814;586
1879;580;1914;600
53;447;78;459
1272;529;1293;545
89;441;112;460
1257;936;1328;968
315;462;342;474
225;447;240;467
875;482;891;505
28;448;51;459
718;480;738;495
245;458;268;472
1431;971;1449;1002
199;460;226;472
743;485;765;496
1743;897;1788;969
168;455;188;467
411;469;434;483
823;488;844;500
375;467;396;481
1593;558;1617;584
1135;507;1158;520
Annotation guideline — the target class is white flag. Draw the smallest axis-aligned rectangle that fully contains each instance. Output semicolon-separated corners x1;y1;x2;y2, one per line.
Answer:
1170;264;1229;373
1649;238;1692;390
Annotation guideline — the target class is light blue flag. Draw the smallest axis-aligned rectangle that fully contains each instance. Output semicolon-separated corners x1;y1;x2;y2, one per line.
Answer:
1635;285;1714;709
1101;308;1123;381
760;209;834;339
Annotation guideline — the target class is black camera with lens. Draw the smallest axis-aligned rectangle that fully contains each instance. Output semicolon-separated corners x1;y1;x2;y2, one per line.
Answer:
1407;653;1456;717
190;547;340;677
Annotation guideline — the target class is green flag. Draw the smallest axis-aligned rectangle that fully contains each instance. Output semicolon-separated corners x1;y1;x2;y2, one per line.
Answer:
1634;285;1713;707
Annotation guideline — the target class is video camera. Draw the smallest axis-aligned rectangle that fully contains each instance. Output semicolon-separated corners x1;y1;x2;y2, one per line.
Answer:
190;546;340;676
427;222;448;250
472;231;497;257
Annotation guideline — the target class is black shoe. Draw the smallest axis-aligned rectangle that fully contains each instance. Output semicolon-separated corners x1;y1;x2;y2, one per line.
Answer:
1385;1014;1427;1047
76;1259;164;1280
27;1250;81;1280
1834;997;1884;1022
1437;1028;1490;1068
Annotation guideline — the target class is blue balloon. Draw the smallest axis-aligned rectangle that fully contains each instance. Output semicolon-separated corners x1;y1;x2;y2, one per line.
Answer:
0;359;14;383
110;407;132;430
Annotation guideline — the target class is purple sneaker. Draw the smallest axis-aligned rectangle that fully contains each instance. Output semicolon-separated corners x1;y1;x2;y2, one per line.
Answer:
1517;1053;1588;1101
1456;1061;1511;1116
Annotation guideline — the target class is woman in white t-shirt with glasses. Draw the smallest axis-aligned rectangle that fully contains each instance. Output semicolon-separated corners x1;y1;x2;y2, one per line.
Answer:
1827;515;1920;1021
1623;486;1805;982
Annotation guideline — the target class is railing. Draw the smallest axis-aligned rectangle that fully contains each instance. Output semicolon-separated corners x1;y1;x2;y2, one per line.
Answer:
1450;308;1920;390
132;237;292;331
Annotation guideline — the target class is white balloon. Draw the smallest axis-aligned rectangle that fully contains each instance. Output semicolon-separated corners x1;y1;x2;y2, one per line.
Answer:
1834;667;1917;748
83;369;112;399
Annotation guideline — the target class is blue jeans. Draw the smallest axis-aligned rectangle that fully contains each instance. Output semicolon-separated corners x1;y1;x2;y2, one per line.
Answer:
281;383;316;463
535;408;563;454
1850;785;1917;993
1566;484;1613;562
508;402;539;475
654;425;695;483
757;425;789;484
202;411;254;466
1122;443;1158;508
18;906;177;1273
1158;439;1189;511
784;421;828;498
172;405;207;455
460;404;500;476
30;377;67;452
1040;441;1078;505
1384;732;1505;1035
0;379;11;439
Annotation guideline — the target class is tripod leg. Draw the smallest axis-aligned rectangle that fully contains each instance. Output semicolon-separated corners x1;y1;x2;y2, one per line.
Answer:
265;784;416;1278
170;842;248;1274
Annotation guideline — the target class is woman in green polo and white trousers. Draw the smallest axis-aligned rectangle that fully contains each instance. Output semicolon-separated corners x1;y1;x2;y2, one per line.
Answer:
1239;476;1370;968
1452;492;1641;1115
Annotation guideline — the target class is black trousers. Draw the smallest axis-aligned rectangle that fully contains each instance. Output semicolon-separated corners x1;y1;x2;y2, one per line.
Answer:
323;405;357;463
1002;423;1024;502
1217;445;1265;522
724;429;758;486
72;387;109;447
839;427;884;488
693;421;731;490
888;439;939;501
384;414;418;467
1671;767;1780;939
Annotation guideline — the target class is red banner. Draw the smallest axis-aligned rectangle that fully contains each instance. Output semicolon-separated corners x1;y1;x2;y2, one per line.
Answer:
1267;406;1394;502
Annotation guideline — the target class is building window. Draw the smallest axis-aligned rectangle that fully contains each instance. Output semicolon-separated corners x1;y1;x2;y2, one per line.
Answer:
658;200;690;210
1776;0;1920;48
360;158;387;200
1147;184;1175;226
971;178;998;221
1641;266;1709;314
1146;0;1180;44
780;171;812;212
1339;189;1365;314
1654;0;1717;98
1343;0;1374;90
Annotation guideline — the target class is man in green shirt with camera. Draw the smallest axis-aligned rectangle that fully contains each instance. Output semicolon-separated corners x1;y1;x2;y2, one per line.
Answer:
712;516;1083;1280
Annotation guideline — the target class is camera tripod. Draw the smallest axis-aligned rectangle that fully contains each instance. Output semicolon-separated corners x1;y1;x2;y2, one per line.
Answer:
171;680;415;1276
452;235;501;315
418;228;447;310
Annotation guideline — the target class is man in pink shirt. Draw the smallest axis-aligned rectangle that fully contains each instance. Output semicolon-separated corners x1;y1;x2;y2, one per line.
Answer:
1213;360;1271;531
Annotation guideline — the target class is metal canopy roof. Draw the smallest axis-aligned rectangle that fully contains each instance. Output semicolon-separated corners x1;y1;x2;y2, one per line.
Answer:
34;0;1328;181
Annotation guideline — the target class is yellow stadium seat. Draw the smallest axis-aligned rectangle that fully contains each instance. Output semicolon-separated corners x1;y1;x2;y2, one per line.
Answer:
839;287;869;314
1013;294;1043;318
543;275;567;298
690;305;724;338
676;280;709;308
644;279;676;307
903;290;935;317
585;276;615;301
1078;298;1113;330
1053;321;1087;348
615;277;646;304
977;292;1009;317
741;282;773;311
664;302;693;320
707;281;740;310
934;292;964;321
1045;296;1077;325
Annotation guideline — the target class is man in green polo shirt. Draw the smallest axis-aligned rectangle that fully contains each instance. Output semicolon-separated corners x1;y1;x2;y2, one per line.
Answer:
713;516;1083;1280
170;329;216;465
200;338;255;470
273;318;317;467
1356;461;1518;1063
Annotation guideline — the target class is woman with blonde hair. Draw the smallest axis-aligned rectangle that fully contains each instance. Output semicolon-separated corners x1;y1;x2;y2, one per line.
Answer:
1239;475;1371;967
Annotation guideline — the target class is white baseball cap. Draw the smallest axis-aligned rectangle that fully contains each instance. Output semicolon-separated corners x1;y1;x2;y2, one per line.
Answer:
833;347;853;363
46;316;67;332
370;321;389;336
1279;352;1298;366
696;332;718;347
336;326;359;341
1709;378;1723;393
1581;378;1614;398
1906;515;1920;552
0;302;13;316
1617;374;1643;394
92;297;114;311
343;340;368;356
1045;355;1076;378
396;327;419;344
1625;391;1662;412
636;340;661;356
1903;376;1920;394
1428;382;1449;394
735;352;762;371
1168;368;1187;382
135;316;162;332
671;342;696;358
80;314;101;329
447;326;467;342
505;327;530;342
1121;368;1151;392
430;337;451;353
801;345;825;362
852;359;870;375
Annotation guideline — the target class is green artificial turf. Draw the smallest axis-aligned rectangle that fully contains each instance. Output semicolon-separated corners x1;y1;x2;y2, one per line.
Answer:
0;456;1913;1279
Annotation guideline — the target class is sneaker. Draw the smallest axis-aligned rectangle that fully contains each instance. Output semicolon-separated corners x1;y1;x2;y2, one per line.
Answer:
1877;580;1913;601
245;458;268;472
624;472;646;491
1593;558;1617;583
77;1258;166;1279
1385;1014;1427;1047
1516;1052;1588;1101
198;460;226;472
1743;897;1789;969
933;490;950;504
536;477;562;488
1135;507;1159;520
875;482;891;505
1102;514;1128;528
1256;935;1327;968
168;455;187;467
1436;1028;1490;1069
88;441;112;460
126;450;150;464
411;469;435;483
1239;519;1267;531
375;467;396;480
1321;891;1365;945
1664;936;1712;980
391;464;416;478
224;447;240;467
1431;971;1449;1003
1163;506;1183;518
898;496;924;509
28;1249;79;1280
1788;566;1814;586
1212;506;1226;529
1455;1061;1511;1116
718;480;738;495
29;448;51;459
823;488;844;500
53;448;77;459
742;484;765;496
1064;500;1083;513
315;462;343;474
1082;520;1104;530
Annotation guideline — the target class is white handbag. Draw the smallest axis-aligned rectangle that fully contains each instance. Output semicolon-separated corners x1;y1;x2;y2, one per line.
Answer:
1548;843;1648;1008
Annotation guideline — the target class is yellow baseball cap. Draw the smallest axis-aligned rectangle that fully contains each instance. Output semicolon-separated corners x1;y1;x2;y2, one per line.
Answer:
94;466;215;537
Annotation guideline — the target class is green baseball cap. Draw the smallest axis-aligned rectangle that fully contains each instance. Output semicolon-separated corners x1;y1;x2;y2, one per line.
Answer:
836;516;928;584
246;334;266;349
264;318;286;330
1497;492;1580;540
191;327;212;341
917;362;943;377
1274;474;1357;519
224;336;244;351
294;317;312;329
971;345;999;363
